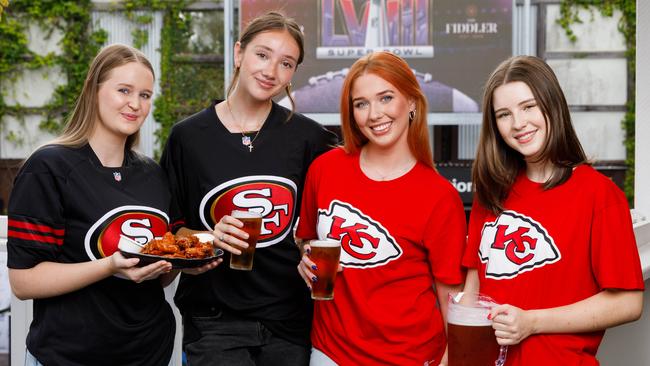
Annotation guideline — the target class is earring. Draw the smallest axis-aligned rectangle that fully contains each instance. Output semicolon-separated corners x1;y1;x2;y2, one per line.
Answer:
287;82;292;89
408;110;416;121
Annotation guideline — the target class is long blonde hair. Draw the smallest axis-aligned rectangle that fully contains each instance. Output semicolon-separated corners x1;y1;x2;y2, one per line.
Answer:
51;44;154;150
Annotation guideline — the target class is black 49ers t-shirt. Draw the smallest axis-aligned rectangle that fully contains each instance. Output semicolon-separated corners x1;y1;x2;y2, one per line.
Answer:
161;100;336;346
7;144;175;366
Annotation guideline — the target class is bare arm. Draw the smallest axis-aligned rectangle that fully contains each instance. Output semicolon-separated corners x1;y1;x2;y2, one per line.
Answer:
435;280;464;327
462;268;480;295
435;280;464;366
9;252;172;300
490;289;643;346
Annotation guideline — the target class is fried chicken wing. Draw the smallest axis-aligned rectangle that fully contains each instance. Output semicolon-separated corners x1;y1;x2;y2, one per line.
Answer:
140;232;214;259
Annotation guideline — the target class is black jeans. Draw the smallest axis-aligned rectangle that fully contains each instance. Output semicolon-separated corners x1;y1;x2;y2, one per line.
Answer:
183;310;310;366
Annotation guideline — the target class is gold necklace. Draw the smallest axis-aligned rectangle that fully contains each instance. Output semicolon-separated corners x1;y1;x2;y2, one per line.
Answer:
226;99;265;152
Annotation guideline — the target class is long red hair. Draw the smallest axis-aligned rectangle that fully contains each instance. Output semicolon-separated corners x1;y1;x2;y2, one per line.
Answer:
339;51;433;168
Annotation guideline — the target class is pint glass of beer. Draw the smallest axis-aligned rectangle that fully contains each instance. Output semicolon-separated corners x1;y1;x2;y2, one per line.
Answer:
447;292;504;366
229;210;263;271
309;239;341;300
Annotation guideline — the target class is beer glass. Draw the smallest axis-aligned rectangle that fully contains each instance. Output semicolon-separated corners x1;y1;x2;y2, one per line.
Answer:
309;239;341;300
447;292;507;366
229;210;263;270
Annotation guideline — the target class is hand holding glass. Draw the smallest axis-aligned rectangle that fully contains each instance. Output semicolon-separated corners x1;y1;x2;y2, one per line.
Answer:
309;239;341;300
229;210;262;271
447;292;507;366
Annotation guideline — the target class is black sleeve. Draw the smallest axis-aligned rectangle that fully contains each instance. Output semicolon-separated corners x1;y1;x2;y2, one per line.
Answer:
308;123;339;164
294;121;338;219
160;127;187;233
7;154;64;268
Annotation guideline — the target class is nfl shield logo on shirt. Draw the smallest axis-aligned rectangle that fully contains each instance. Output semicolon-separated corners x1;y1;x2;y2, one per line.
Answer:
113;172;122;182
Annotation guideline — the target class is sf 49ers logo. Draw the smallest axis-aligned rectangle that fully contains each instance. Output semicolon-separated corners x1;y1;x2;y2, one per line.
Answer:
479;210;560;279
84;206;169;260
317;200;402;268
200;176;296;248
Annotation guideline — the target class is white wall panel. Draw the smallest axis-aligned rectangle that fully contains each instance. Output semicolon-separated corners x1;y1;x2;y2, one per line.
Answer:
548;59;627;106
636;0;650;213
0;115;57;159
26;23;65;55
3;67;66;108
571;112;626;161
545;5;625;53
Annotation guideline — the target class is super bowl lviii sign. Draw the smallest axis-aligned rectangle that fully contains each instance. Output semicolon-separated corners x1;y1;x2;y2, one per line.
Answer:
317;0;432;59
240;0;512;114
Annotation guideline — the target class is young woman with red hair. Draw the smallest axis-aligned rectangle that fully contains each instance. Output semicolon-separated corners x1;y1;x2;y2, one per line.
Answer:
296;51;466;366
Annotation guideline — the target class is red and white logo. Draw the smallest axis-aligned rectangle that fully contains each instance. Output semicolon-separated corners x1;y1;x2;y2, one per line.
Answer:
200;175;296;248
84;206;169;260
317;200;402;268
479;210;560;279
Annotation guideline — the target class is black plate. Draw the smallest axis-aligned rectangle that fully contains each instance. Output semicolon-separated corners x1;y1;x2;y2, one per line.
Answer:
120;249;224;269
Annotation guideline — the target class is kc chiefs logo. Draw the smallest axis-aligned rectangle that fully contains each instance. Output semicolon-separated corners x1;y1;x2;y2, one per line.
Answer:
200;175;296;248
84;206;169;260
317;200;402;268
479;210;560;279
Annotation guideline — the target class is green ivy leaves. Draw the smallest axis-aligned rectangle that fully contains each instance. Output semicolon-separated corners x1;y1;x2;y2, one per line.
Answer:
558;0;636;203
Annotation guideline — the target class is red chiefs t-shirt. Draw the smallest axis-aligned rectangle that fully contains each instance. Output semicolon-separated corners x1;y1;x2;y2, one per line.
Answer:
462;165;644;366
297;148;466;366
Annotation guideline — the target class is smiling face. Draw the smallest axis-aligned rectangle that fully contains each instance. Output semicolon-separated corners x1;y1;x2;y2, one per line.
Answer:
95;62;153;142
234;30;300;102
350;72;415;152
493;81;548;162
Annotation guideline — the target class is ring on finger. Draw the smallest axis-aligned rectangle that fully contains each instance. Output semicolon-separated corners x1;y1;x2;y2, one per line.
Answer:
220;234;226;242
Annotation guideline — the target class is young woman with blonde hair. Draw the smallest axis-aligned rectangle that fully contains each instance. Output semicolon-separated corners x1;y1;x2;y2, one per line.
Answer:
8;44;178;365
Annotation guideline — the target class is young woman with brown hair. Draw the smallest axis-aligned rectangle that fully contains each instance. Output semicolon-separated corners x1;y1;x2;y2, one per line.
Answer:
160;11;336;366
463;55;644;365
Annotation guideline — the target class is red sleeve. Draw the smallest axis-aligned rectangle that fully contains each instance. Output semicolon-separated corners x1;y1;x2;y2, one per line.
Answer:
296;162;319;240
590;187;644;290
462;199;489;269
424;184;467;285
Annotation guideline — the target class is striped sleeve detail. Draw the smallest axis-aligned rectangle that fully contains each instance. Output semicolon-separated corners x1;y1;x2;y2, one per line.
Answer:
8;218;64;246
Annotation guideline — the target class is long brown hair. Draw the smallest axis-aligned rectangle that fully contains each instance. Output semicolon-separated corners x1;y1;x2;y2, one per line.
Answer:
51;44;154;151
339;51;433;168
226;11;304;117
473;55;588;214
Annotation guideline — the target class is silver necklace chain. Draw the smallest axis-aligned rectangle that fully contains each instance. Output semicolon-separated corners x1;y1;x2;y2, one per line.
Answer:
226;99;265;152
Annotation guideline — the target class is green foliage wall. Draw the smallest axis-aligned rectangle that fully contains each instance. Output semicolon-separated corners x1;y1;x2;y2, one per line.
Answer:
0;0;225;159
0;0;107;137
558;0;636;203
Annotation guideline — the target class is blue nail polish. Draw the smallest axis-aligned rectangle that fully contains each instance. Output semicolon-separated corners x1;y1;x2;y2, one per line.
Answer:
311;276;318;282
311;264;318;270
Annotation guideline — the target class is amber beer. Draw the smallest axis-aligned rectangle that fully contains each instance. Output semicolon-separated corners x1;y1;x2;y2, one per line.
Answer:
309;239;341;300
447;294;501;366
230;210;263;270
